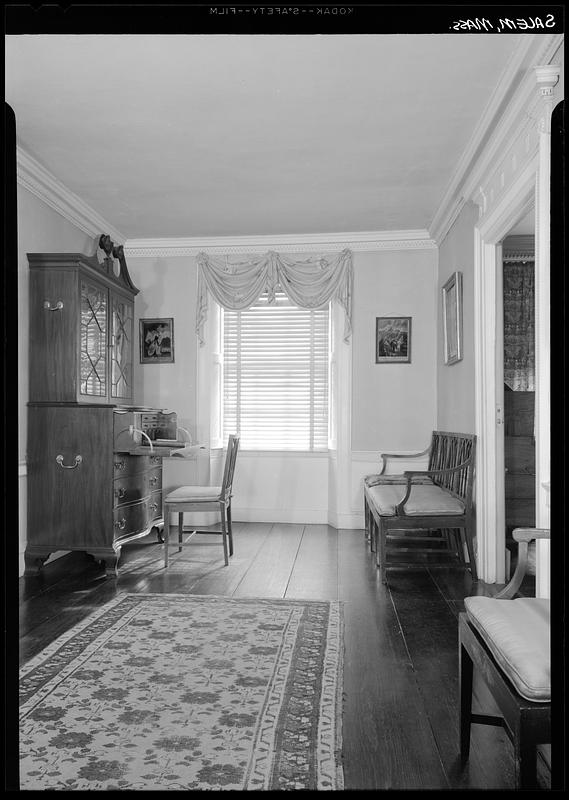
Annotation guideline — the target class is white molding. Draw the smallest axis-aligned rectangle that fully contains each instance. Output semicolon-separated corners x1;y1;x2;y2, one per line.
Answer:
19;460;27;477
430;34;563;245
231;506;363;529
328;510;364;530
233;506;328;525
474;165;537;585
124;229;436;258
16;146;125;243
429;34;534;244
471;52;559;583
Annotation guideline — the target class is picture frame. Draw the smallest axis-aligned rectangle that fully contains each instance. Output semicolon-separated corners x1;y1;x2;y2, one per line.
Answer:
442;271;463;365
375;316;411;363
139;318;175;364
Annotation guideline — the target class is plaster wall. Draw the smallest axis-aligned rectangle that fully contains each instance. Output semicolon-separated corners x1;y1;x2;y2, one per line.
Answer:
351;248;438;452
436;201;479;433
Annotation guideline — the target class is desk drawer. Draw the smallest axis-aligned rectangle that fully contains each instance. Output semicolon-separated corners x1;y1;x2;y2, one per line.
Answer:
113;498;149;539
113;454;162;478
149;490;163;522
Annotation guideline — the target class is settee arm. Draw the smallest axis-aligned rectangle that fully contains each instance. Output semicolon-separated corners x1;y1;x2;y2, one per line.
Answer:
395;460;473;513
379;445;431;475
495;527;550;599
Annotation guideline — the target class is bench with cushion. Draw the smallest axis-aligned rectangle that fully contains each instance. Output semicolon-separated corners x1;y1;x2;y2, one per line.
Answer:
459;528;551;789
363;431;477;583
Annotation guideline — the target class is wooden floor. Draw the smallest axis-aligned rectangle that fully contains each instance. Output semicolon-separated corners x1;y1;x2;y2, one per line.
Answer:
16;522;549;791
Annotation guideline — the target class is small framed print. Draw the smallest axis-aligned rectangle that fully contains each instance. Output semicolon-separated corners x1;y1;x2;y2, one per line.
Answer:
442;272;463;365
139;318;175;364
375;316;411;363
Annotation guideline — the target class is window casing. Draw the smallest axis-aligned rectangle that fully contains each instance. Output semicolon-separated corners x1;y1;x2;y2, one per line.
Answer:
222;292;329;451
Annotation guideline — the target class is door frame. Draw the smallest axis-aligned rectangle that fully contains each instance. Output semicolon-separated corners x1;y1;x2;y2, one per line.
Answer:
474;164;537;584
472;63;558;590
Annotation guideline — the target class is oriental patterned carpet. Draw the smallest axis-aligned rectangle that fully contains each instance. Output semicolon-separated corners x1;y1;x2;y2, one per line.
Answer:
19;594;344;791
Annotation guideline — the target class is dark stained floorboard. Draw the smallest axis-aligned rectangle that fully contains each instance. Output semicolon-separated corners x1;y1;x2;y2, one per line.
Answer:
16;522;545;791
338;529;449;790
387;569;515;790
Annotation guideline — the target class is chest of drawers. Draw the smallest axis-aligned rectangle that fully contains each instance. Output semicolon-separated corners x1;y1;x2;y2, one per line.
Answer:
25;405;168;576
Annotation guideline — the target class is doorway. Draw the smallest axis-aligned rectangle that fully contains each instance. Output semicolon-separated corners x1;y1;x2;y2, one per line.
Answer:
501;218;536;576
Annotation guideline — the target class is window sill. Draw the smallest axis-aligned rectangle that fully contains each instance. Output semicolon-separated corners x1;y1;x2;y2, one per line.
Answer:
212;448;330;458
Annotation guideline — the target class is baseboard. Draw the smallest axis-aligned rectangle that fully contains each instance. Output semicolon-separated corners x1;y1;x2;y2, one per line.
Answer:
328;510;365;530
233;507;328;525
233;507;365;528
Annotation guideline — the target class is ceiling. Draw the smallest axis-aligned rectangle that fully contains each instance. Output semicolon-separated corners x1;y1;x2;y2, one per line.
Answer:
5;34;525;241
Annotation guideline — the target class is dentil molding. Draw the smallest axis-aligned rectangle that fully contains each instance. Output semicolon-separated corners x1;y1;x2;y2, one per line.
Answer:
429;33;563;245
124;230;437;258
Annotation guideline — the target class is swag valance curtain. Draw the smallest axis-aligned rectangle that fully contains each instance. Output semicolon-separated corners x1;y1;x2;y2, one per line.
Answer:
196;249;353;344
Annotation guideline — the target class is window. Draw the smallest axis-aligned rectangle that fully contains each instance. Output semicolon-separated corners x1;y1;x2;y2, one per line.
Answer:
222;292;329;451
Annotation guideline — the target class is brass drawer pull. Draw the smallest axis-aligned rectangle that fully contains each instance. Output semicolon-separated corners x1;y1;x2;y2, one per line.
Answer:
114;460;126;471
149;502;158;513
56;454;83;469
149;476;158;486
44;299;64;311
114;518;126;530
151;456;162;465
115;487;127;500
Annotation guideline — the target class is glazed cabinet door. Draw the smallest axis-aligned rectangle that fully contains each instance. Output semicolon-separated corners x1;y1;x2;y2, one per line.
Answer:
109;290;134;403
27;406;114;553
79;277;109;402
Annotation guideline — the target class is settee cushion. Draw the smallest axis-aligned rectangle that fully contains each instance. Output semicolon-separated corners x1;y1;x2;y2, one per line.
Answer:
366;484;465;516
464;596;550;702
166;485;222;502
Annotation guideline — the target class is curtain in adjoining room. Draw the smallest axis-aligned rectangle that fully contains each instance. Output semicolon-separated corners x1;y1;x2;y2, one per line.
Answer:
503;259;535;391
195;249;353;344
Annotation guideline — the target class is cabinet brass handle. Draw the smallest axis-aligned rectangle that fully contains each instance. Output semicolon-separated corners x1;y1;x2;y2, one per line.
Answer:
149;476;158;486
115;487;127;499
44;300;64;311
151;456;161;465
149;502;158;512
114;460;126;471
56;454;83;469
115;518;126;530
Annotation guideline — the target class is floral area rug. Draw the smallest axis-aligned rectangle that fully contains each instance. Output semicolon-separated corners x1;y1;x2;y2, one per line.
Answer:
20;593;344;791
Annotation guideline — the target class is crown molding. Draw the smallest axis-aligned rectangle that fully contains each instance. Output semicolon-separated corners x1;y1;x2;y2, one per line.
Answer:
429;33;563;245
16;146;125;243
124;229;436;257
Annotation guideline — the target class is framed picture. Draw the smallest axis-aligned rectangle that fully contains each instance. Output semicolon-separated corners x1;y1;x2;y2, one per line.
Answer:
442;271;463;365
375;316;411;363
139;318;175;363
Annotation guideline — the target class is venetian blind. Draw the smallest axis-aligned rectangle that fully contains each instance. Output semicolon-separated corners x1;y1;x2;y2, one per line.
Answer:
223;292;329;451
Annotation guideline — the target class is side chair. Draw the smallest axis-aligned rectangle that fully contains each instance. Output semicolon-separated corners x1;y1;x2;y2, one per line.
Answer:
163;435;240;567
459;527;551;789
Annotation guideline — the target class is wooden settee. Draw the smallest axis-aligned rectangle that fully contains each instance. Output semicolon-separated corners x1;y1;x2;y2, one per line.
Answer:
364;431;477;583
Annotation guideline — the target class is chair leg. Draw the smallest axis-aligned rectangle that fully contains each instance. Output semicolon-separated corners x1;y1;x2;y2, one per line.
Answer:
164;505;170;568
220;502;229;566
459;640;474;764
227;502;234;556
379;519;387;583
364;498;370;543
514;731;538;790
178;512;184;552
455;528;466;563
464;522;478;581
